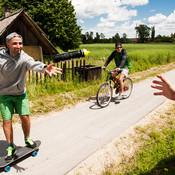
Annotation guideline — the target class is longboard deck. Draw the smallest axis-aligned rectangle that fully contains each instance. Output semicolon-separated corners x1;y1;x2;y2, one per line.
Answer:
0;140;40;170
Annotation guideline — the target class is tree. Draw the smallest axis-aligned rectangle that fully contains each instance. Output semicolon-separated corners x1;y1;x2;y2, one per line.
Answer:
100;33;105;40
94;32;100;43
156;34;162;39
112;33;120;43
121;33;127;43
0;2;3;17
1;0;81;51
135;24;151;43
151;26;155;41
84;32;93;44
80;34;87;44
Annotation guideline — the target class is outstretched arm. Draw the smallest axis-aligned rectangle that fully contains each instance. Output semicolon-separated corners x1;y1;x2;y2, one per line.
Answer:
44;63;62;77
151;74;175;100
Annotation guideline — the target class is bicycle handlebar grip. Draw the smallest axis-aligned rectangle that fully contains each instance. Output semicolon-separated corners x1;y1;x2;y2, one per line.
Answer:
53;49;90;63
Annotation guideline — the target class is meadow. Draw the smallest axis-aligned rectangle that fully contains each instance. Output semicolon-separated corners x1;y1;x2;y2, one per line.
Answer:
79;43;175;73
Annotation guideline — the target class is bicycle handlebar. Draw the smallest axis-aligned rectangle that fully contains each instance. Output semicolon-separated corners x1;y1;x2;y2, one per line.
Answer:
103;67;122;73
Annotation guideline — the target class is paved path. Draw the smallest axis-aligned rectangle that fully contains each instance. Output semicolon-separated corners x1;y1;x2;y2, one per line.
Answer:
0;69;175;175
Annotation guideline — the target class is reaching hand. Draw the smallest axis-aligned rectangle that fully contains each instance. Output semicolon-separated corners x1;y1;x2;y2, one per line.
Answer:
44;63;62;77
151;74;175;100
101;66;106;70
115;67;121;72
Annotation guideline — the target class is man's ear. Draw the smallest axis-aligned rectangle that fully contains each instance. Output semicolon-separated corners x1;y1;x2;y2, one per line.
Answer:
6;43;9;48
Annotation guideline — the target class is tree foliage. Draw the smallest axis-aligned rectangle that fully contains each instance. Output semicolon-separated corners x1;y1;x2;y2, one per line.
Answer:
112;33;120;43
1;0;82;51
151;26;155;41
135;24;151;43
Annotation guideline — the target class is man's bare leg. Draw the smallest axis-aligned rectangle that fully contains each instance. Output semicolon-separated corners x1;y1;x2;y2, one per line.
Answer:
3;119;13;144
20;115;30;138
119;73;125;93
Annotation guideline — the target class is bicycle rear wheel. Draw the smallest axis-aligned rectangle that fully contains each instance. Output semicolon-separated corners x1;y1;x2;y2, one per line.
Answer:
122;77;133;99
96;82;112;108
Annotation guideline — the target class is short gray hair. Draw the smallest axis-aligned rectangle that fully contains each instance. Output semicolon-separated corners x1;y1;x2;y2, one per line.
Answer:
6;32;23;43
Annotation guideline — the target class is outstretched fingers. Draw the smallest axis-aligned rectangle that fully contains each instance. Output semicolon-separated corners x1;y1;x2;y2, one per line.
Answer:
52;67;62;75
152;80;163;86
45;65;62;77
153;92;163;96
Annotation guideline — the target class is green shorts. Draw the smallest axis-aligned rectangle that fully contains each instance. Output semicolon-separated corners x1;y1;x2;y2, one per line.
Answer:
0;94;30;121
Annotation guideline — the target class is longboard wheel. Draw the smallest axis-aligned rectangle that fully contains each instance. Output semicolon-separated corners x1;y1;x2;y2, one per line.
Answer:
32;151;38;157
4;165;11;172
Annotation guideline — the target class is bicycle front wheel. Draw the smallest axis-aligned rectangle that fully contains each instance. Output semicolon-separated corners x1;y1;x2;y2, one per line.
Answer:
96;82;112;108
122;77;133;99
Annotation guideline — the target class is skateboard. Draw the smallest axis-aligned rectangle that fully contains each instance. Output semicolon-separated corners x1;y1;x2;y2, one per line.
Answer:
0;140;40;172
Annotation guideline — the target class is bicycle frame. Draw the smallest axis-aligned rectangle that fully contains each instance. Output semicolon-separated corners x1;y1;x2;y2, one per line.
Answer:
105;69;120;91
96;68;133;107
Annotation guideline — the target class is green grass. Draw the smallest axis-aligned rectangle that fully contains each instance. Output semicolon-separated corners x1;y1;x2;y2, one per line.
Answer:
78;43;175;73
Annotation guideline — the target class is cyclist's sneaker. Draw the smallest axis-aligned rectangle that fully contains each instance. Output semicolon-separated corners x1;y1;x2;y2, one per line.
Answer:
25;138;37;149
117;93;124;100
5;146;16;162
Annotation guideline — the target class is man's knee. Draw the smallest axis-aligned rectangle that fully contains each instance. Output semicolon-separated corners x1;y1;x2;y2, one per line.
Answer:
3;119;12;128
20;115;29;122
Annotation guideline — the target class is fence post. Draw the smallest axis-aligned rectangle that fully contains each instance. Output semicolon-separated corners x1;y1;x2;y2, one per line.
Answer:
83;59;86;81
40;72;42;84
61;62;63;80
75;60;78;79
79;60;82;82
63;61;67;81
68;60;70;81
57;62;60;81
72;60;74;81
36;72;38;84
28;70;31;83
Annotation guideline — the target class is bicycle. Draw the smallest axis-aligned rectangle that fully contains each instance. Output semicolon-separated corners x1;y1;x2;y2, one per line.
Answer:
96;68;133;108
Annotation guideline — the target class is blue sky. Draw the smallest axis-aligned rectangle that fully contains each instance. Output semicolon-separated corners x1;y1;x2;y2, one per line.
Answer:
70;0;175;38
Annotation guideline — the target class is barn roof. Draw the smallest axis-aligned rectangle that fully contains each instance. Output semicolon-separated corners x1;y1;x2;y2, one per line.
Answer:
0;9;58;54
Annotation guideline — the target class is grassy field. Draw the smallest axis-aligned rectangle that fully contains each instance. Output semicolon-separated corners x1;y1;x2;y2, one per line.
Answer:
78;43;175;73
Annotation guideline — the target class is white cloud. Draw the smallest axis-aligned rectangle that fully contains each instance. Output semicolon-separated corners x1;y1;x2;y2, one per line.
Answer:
97;19;116;28
70;0;143;38
70;0;175;38
167;10;175;23
147;11;175;36
148;13;166;24
95;7;137;31
71;0;137;19
150;9;156;12
71;0;112;18
121;0;149;7
79;19;84;24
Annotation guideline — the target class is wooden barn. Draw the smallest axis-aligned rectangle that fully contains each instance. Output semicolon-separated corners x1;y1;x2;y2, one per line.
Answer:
0;7;58;61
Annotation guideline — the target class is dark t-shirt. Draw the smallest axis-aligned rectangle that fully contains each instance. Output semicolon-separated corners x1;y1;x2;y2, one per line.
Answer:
104;49;130;69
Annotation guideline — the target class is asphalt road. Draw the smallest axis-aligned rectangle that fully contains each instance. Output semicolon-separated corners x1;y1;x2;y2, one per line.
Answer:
0;69;175;175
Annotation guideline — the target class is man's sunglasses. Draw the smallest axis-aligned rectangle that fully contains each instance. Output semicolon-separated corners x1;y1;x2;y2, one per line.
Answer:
116;47;122;49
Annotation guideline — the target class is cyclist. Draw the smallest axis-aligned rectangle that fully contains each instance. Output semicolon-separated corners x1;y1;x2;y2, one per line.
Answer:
102;42;130;99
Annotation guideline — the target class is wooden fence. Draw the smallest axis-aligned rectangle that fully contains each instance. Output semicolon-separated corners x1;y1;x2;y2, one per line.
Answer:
27;58;102;84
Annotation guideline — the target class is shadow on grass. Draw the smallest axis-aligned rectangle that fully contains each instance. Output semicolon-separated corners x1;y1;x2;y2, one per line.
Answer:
140;155;175;175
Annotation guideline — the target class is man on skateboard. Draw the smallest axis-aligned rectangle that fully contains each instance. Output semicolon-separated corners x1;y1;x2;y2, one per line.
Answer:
0;32;62;162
